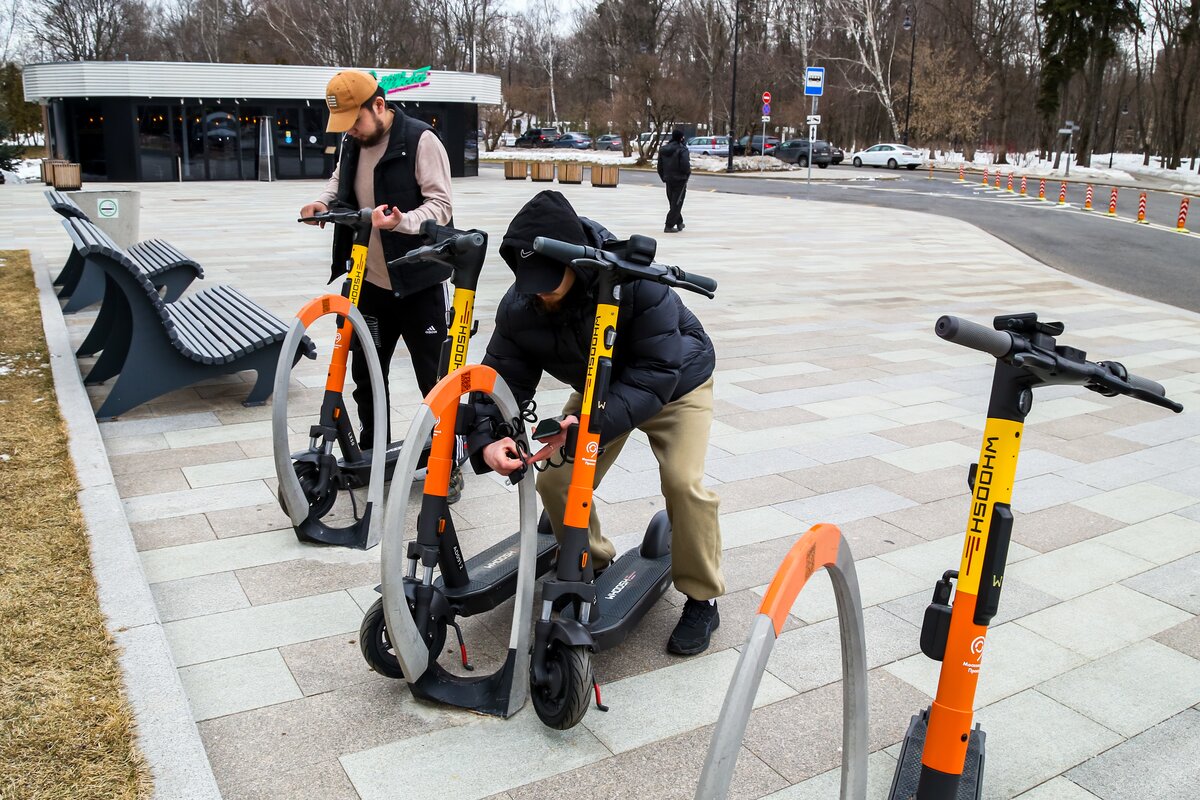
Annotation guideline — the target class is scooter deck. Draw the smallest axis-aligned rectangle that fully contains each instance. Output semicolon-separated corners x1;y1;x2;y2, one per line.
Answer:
888;708;985;800
571;549;673;651
435;531;559;616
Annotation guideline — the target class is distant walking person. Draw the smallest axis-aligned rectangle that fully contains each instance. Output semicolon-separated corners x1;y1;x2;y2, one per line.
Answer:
657;129;691;233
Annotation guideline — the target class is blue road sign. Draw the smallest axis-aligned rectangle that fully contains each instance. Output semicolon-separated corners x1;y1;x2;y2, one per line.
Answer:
805;66;825;97
762;103;770;115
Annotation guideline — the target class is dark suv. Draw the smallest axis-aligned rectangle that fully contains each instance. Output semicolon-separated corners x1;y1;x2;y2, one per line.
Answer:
733;135;780;155
774;139;833;168
514;128;559;148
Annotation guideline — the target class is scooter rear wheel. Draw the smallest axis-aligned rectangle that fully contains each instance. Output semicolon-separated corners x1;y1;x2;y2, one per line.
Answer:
531;642;592;730
359;597;446;679
278;460;337;520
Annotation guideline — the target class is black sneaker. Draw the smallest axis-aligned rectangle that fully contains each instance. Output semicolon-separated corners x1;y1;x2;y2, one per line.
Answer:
667;598;720;655
447;465;464;505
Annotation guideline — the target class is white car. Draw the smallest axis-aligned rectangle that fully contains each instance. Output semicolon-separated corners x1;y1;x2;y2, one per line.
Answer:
686;135;730;156
850;143;923;169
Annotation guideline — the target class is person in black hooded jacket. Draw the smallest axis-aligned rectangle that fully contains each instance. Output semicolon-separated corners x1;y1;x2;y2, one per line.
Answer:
657;128;691;233
466;190;724;655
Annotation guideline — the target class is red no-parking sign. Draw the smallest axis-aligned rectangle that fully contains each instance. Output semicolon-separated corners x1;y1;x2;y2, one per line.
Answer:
762;91;771;105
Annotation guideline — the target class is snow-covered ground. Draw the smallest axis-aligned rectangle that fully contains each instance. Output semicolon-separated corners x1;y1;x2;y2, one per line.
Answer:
1;157;45;184
925;150;1200;192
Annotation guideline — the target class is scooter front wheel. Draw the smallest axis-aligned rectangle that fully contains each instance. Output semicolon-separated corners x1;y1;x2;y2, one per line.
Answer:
531;642;592;729
359;597;446;679
278;460;337;519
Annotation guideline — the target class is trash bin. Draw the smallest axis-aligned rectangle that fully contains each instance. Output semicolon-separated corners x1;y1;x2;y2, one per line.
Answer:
69;190;141;249
42;159;68;184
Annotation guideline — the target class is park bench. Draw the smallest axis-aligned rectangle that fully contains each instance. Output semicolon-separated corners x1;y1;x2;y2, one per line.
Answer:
58;218;315;418
44;188;91;224
54;216;203;313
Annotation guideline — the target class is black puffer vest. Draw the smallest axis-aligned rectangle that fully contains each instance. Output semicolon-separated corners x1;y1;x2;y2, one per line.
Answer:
330;104;450;296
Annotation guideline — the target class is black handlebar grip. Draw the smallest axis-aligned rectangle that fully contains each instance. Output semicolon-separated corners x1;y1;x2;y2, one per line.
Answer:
675;269;718;294
935;315;1015;358
533;236;590;263
454;232;486;251
1122;370;1168;398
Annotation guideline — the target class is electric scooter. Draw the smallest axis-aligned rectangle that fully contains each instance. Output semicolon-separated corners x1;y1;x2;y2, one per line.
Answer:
357;228;560;717
524;233;719;730
272;209;469;550
887;312;1183;800
694;312;1184;800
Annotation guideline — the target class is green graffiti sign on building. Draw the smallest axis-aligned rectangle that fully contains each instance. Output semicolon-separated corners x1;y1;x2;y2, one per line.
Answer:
373;67;432;95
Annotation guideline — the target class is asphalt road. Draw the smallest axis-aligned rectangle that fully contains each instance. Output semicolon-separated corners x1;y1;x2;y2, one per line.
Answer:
611;167;1200;314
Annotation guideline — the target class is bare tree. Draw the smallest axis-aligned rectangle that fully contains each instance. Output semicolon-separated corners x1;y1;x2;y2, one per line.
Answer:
827;0;903;139
27;0;151;60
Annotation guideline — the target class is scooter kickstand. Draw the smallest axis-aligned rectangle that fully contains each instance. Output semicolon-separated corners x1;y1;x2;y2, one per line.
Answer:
592;679;609;712
447;619;474;671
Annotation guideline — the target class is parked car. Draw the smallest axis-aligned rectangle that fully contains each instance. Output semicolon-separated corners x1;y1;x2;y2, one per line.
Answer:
774;139;833;168
552;132;593;149
594;134;623;151
686;135;730;156
830;145;845;164
514;128;559;148
498;132;518;147
735;135;779;155
637;132;672;150
850;143;923;169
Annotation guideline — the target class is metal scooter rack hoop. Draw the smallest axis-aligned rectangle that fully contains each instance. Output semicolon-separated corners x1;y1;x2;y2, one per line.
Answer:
696;524;869;800
272;295;389;549
380;364;540;717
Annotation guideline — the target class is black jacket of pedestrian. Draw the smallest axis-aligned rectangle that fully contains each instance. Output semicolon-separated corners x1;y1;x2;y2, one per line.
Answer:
466;191;715;467
657;140;692;183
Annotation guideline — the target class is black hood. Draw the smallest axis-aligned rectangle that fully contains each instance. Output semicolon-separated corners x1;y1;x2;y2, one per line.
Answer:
499;190;590;294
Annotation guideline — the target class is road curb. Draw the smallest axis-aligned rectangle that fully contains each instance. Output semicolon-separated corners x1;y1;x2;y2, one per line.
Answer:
31;250;221;800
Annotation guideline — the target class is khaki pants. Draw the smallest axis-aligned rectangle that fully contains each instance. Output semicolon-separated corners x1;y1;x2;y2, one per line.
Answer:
536;377;724;601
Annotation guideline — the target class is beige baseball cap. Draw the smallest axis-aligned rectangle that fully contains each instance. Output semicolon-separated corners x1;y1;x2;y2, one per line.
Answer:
324;70;379;133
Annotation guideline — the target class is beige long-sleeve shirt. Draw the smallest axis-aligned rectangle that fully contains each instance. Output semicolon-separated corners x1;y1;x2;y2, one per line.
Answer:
315;124;454;289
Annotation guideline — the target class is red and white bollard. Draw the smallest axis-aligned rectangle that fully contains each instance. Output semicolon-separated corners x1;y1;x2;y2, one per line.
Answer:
1020;175;1028;196
1039;178;1047;201
1178;197;1191;233
1007;173;1014;193
982;167;989;186
1137;192;1149;224
995;172;1002;189
1058;182;1068;205
958;164;965;182
928;162;934;180
1107;187;1119;216
1084;185;1094;211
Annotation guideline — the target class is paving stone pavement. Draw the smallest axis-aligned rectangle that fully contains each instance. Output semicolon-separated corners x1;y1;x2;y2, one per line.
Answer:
5;169;1200;799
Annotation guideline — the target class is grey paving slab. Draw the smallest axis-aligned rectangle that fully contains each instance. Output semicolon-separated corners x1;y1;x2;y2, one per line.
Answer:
1040;640;1200;738
339;707;611;800
1014;777;1104;799
1017;585;1192;659
756;556;927;624
1074;482;1197;524
1068;709;1200;800
972;690;1123;799
581;646;795;755
1095;513;1200;564
130;513;217;551
1121;552;1200;613
759;750;898;799
178;650;304;721
776;484;918;526
1154;614;1200;660
1007;539;1156;600
220;760;359;800
1012;503;1126;553
124;480;277;524
150;572;250;623
140;528;375;584
883;575;1060;630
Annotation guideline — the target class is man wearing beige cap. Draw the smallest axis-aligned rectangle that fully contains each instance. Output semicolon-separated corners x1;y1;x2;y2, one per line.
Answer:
301;69;465;502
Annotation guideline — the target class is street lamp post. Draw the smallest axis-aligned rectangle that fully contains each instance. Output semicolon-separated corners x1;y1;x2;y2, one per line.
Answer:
902;8;916;146
727;0;741;173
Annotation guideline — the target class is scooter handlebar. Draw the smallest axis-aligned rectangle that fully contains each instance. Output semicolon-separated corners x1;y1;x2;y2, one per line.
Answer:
669;267;718;294
935;315;1015;358
533;236;595;264
297;207;372;226
1122;370;1168;398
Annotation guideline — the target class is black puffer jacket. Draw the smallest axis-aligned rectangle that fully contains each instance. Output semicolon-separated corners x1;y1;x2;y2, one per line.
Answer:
467;196;715;469
657;139;692;183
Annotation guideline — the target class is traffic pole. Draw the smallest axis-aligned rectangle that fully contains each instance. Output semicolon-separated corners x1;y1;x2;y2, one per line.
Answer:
995;172;1002;190
1137;192;1149;224
982;167;989;187
1006;173;1014;193
1039;178;1047;201
1178;197;1191;233
958;164;965;182
1058;181;1068;205
1107;187;1119;216
1084;185;1094;211
1020;175;1028;196
928;162;934;180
